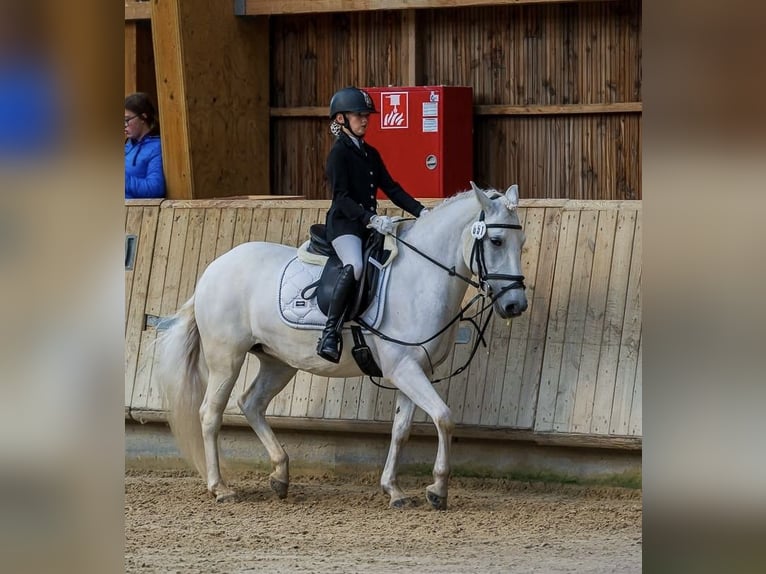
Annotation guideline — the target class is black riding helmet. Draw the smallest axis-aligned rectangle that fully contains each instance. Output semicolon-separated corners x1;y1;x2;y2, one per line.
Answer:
329;87;377;118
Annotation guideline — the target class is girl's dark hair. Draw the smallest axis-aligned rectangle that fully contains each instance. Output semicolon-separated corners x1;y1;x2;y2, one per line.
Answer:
125;92;159;134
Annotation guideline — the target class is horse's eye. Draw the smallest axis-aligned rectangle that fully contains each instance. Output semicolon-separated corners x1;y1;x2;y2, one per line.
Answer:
490;237;503;246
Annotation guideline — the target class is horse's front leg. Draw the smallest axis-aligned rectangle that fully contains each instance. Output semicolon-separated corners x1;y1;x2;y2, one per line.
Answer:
386;359;454;511
381;392;418;508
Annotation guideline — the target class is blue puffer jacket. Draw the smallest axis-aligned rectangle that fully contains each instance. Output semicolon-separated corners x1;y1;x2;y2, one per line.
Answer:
125;134;166;199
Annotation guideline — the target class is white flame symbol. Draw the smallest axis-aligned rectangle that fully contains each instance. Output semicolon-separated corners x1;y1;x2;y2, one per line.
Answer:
384;110;404;126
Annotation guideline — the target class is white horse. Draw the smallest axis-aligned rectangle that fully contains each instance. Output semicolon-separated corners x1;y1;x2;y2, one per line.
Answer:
156;182;528;510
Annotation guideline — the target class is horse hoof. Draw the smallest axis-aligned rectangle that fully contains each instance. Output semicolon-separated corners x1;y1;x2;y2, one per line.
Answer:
269;477;289;499
390;497;419;509
425;489;447;511
215;489;238;503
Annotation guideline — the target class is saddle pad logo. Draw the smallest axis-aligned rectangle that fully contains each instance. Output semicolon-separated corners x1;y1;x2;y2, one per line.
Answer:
381;92;408;129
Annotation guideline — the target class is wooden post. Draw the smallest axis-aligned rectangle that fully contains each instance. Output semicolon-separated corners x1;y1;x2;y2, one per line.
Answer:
150;0;270;199
125;22;138;95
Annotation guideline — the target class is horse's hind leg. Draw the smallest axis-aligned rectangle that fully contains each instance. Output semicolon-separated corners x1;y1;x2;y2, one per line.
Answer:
237;353;297;500
200;348;246;502
381;392;418;508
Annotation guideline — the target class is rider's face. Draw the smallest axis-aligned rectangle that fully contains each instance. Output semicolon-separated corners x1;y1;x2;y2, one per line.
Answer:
345;112;370;137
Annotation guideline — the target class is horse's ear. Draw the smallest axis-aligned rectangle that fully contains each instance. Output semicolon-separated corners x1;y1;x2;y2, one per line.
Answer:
504;184;519;208
471;181;493;212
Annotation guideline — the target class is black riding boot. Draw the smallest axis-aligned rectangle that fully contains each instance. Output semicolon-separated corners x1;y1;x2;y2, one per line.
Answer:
316;264;356;363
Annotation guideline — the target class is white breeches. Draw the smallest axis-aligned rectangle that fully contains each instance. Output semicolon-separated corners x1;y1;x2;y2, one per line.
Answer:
331;234;363;281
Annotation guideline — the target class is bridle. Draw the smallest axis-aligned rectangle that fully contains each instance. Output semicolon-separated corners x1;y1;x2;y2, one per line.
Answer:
355;207;526;387
468;210;526;297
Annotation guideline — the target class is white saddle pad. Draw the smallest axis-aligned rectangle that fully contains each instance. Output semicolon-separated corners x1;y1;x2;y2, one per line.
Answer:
278;253;391;331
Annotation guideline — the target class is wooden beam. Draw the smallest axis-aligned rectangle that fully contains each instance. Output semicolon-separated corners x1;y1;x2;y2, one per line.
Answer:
475;102;643;115
151;0;193;199
236;0;614;16
270;106;327;117
271;102;642;118
130;410;641;450
125;1;151;21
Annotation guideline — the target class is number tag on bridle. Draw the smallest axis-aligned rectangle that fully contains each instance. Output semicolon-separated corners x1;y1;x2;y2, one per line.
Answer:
470;221;487;240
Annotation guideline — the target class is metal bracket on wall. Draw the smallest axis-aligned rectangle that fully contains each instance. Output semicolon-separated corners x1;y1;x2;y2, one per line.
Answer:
145;314;176;331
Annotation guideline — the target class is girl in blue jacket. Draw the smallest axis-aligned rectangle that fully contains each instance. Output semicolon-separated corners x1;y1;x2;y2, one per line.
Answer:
124;93;166;199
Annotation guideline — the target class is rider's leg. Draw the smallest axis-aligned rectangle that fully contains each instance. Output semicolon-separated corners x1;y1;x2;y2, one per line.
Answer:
316;235;362;363
330;234;363;281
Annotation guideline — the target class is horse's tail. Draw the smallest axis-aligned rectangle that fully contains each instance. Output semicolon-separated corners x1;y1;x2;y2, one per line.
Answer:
156;296;207;478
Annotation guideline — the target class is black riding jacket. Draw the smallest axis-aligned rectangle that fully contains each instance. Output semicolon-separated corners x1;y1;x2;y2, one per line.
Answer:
324;132;425;241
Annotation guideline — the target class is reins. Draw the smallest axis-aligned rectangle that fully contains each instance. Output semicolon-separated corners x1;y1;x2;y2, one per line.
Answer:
357;209;525;390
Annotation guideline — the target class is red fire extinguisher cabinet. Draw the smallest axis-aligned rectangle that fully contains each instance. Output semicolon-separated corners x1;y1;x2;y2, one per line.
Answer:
362;86;473;199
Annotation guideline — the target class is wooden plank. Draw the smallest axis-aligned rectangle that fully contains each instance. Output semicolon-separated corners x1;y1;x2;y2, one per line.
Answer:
131;330;158;412
533;210;577;431
553;210;599;432
232;208;254;248
125;2;152;21
160;209;190;316
124;22;138;94
175;208;205;307
571;210;618;433
323;377;346;419
475;102;642;116
589;209;637;434
517;208;560;428
132;410;642;450
144;207;174;316
214;207;238;258
271;102;641;118
628;336;642;436
195;209;222;283
265;209;286;244
306;374;330;418
609;212;642;435
289;370;313;417
158;198;633;211
238;0;614;16
125;206;159;410
356;371;380;421
340;375;364;419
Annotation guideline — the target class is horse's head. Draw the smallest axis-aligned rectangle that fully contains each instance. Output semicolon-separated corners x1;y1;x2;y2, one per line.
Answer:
465;182;528;319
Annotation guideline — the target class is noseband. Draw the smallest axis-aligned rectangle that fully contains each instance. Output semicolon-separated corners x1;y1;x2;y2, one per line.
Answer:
469;211;526;301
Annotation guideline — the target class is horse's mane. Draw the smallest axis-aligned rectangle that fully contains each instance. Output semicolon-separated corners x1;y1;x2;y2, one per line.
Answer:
429;186;504;215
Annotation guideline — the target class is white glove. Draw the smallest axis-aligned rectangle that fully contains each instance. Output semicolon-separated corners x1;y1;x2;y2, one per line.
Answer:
367;214;396;235
420;208;430;217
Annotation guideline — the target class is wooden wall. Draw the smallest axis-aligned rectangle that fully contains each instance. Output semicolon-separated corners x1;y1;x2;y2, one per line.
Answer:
125;1;641;202
125;198;641;445
270;0;641;200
